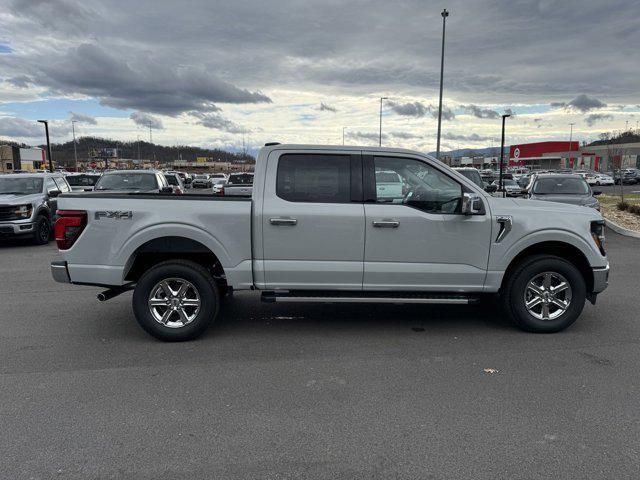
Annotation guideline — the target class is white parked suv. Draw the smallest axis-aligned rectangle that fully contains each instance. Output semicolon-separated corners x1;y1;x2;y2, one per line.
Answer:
51;144;609;341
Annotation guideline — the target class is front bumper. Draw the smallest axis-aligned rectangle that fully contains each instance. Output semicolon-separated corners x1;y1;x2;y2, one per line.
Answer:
592;263;609;293
51;261;71;284
0;221;35;236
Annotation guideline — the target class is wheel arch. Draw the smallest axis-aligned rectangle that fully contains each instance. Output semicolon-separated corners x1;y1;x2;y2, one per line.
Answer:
500;241;593;293
123;236;228;293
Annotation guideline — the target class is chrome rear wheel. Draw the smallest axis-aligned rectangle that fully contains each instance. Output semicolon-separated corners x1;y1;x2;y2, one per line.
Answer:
148;278;201;328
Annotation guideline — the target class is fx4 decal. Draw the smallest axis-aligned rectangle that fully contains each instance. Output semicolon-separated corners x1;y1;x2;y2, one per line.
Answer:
95;211;133;220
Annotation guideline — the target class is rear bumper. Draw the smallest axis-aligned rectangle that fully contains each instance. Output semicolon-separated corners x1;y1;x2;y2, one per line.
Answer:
51;260;71;284
592;263;609;293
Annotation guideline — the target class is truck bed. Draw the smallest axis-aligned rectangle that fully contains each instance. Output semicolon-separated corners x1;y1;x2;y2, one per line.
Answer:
57;193;253;288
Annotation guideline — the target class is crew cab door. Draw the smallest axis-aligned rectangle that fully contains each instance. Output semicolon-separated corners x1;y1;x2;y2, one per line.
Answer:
261;150;365;289
363;153;492;291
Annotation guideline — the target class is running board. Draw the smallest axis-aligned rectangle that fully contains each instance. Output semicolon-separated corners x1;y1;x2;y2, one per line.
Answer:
261;291;479;305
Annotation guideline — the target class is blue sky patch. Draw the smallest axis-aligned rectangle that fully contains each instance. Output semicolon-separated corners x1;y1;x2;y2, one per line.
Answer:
0;98;128;120
0;44;13;54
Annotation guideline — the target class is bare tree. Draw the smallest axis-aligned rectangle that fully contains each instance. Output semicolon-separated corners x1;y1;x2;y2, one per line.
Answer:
601;133;627;203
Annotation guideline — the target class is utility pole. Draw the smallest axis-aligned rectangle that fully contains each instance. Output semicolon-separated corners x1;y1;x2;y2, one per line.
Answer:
137;134;141;160
149;123;152;143
71;120;78;170
37;120;54;172
568;122;575;169
342;127;346;145
379;97;388;146
435;8;449;159
498;113;511;198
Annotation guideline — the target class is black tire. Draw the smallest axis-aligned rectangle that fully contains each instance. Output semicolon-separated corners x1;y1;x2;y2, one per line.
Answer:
132;260;220;341
501;255;586;333
32;215;50;245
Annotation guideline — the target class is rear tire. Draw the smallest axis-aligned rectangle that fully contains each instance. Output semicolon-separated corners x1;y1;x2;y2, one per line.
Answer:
32;215;50;245
501;255;586;333
132;260;219;341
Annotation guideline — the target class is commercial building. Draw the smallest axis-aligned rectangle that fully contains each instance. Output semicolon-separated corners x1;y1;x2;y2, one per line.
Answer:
509;141;581;170
0;145;47;172
508;141;640;172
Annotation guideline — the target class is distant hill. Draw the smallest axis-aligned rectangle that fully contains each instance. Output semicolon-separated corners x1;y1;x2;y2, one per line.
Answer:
588;131;640;147
27;136;255;166
428;146;508;158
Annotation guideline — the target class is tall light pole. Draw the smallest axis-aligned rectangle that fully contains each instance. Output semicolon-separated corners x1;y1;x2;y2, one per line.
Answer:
435;8;449;159
379;96;388;146
37;120;54;173
498;113;511;198
71;120;78;170
342;126;346;145
568;122;575;170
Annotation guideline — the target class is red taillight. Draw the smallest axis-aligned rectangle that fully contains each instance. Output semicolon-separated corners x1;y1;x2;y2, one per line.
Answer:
219;186;224;196
55;210;87;250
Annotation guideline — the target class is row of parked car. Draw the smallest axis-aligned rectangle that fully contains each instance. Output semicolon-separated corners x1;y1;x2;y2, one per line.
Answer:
450;167;604;210
0;168;255;244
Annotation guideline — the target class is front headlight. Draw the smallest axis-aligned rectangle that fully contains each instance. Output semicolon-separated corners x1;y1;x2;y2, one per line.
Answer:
13;204;33;219
591;220;606;255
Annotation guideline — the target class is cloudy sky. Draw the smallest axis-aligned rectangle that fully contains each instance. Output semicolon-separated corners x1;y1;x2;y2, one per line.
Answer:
0;0;638;154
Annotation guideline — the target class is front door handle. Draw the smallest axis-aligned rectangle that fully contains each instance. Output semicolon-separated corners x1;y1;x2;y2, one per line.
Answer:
270;217;298;226
372;219;399;228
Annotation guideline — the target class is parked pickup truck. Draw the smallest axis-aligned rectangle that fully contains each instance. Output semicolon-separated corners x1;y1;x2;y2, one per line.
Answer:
51;144;609;341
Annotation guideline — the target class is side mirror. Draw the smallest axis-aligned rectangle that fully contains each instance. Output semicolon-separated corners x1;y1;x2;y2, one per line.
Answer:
484;184;497;193
593;190;602;196
48;190;61;198
160;186;174;194
462;192;483;215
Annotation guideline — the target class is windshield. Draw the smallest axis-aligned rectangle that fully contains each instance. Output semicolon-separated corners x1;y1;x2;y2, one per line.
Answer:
195;175;208;179
228;174;253;185
456;169;484;188
66;175;100;186
0;177;43;194
533;177;589;195
376;172;401;183
213;178;227;185
95;173;158;191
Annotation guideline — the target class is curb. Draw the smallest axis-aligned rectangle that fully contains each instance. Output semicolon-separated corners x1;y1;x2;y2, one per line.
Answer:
604;218;640;239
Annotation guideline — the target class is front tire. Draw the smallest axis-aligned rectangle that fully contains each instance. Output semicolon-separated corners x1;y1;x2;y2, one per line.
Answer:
501;255;586;333
132;260;220;341
32;215;50;245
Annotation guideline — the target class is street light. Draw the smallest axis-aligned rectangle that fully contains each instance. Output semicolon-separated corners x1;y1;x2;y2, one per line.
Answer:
568;122;575;169
342;126;347;146
379;97;388;147
498;113;511;198
435;8;449;159
37;120;53;173
71;120;78;170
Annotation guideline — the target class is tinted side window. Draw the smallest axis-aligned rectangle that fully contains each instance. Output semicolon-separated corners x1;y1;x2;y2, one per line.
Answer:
374;156;462;214
277;154;351;203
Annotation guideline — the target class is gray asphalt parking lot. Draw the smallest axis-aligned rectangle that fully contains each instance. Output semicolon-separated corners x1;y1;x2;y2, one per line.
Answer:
1;231;639;479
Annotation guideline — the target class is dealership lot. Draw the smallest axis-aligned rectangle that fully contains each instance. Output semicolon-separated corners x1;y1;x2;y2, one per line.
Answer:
1;232;639;479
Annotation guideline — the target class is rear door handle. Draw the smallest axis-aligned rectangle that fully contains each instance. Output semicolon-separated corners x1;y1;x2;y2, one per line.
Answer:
372;219;399;228
270;217;298;226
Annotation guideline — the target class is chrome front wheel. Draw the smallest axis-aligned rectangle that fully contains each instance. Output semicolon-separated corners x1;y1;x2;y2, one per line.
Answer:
148;278;201;328
524;271;572;321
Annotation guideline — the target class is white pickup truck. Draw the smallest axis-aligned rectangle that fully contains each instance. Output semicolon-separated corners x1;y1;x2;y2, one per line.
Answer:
51;144;609;341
